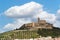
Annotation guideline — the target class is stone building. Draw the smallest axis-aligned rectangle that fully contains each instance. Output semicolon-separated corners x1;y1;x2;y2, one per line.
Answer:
19;17;53;30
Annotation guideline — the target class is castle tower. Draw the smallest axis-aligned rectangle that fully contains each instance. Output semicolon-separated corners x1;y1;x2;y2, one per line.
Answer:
32;22;34;27
38;17;40;23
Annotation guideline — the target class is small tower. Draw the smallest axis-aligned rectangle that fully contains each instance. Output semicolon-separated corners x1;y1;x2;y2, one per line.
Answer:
38;17;40;23
32;22;34;27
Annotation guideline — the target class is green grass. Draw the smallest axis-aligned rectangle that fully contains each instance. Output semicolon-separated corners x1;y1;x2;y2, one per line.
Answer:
0;30;39;39
37;28;60;38
0;27;60;39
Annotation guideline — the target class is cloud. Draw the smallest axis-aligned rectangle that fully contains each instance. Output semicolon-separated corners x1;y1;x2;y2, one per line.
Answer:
3;1;58;31
53;21;60;28
34;11;56;24
4;1;44;31
0;30;4;33
57;9;60;13
5;1;43;18
53;9;60;28
56;9;60;20
4;19;32;30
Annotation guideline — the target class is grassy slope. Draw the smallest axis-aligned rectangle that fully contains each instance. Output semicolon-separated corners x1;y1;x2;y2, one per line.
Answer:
0;27;60;39
0;30;39;39
37;27;60;38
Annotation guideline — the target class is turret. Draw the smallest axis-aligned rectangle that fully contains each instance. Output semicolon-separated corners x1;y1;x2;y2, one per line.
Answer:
38;17;40;23
32;22;34;27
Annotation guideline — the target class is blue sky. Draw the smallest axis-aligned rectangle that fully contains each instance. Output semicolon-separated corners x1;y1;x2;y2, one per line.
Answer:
0;0;60;13
0;0;60;33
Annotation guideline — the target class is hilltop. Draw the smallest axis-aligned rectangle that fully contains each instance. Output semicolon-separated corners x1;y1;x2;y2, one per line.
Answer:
0;18;60;40
18;17;53;30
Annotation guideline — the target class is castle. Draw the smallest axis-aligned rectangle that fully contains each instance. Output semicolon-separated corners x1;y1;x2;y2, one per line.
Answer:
19;17;53;30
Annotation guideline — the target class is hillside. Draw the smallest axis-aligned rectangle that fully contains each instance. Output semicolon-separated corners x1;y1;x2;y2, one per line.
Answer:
0;30;39;40
0;27;60;40
37;27;60;38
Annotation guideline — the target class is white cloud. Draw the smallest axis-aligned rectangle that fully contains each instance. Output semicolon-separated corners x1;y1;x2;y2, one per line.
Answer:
53;21;60;28
4;19;32;30
34;11;56;24
4;1;55;23
0;30;4;33
4;1;59;31
57;9;60;13
56;9;60;20
4;1;44;31
5;1;43;18
53;9;60;28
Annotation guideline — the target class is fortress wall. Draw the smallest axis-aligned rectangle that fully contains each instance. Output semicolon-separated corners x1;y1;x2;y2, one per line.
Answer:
20;17;53;30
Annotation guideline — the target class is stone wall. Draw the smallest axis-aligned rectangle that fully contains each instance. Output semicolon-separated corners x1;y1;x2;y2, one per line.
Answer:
20;18;53;30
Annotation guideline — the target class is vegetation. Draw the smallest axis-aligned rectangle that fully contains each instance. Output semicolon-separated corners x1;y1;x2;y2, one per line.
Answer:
37;27;60;38
0;30;39;39
0;27;60;39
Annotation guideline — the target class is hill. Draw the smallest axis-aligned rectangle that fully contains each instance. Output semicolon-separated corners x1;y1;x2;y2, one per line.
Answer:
0;30;39;40
37;27;60;38
0;27;60;40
